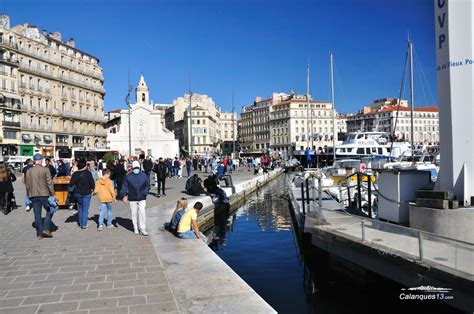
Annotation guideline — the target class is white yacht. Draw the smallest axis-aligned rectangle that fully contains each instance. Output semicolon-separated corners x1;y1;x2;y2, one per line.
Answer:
335;131;411;160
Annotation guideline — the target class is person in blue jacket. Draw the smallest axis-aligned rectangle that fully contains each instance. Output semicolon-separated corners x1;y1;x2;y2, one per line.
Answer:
120;160;150;236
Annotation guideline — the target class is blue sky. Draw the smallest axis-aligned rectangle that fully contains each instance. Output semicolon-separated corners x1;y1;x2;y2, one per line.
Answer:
3;0;437;114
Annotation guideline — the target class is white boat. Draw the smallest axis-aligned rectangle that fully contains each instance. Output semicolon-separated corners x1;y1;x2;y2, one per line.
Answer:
335;131;411;160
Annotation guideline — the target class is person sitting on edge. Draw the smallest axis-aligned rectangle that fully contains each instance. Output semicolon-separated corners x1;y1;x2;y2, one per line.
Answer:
165;197;188;233
217;161;232;187
176;201;207;243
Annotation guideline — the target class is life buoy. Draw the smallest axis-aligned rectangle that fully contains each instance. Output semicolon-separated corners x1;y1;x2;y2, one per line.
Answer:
359;163;367;173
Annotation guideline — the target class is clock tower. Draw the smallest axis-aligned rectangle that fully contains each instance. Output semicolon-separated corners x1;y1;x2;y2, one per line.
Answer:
135;75;149;105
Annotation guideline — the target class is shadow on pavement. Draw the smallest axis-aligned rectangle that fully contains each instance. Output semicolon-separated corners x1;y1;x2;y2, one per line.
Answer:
114;216;134;232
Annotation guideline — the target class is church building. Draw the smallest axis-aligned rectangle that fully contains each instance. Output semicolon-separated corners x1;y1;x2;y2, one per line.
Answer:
106;76;179;158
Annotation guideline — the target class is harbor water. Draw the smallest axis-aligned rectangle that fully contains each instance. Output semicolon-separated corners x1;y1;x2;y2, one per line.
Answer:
206;174;461;314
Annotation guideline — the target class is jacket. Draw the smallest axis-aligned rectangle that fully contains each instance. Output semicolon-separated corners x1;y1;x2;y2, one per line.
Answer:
217;165;225;178
120;171;150;201
94;177;116;203
153;162;167;179
25;165;54;198
69;170;95;196
143;159;153;172
0;171;16;193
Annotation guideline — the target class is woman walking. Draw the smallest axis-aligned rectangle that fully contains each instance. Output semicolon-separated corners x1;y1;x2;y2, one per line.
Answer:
69;159;95;230
0;162;16;215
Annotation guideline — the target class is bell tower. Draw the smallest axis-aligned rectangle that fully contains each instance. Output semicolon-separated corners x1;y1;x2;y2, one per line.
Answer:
135;75;149;105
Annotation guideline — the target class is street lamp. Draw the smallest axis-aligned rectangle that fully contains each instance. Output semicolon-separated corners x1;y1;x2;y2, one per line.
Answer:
125;83;133;158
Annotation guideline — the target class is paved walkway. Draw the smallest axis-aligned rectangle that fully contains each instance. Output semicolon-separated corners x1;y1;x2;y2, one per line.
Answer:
0;169;266;313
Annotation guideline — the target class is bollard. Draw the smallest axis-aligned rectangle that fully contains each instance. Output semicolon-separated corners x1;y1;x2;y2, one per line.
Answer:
367;175;372;218
357;173;362;211
312;177;317;212
301;182;306;215
361;219;365;241
347;184;351;207
418;231;424;261
318;177;322;207
306;178;310;205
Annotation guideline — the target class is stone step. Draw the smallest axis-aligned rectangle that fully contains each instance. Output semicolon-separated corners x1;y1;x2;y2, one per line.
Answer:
415;190;455;200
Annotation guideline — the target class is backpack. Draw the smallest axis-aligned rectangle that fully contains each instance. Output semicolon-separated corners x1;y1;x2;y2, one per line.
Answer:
170;209;185;233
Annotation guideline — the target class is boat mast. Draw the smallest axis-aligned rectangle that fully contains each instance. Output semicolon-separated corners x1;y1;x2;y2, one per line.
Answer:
409;40;414;160
306;62;310;151
330;52;336;162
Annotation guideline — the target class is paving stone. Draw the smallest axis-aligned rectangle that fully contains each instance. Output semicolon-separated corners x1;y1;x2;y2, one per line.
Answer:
99;287;134;298
0;297;24;308
0;282;34;291
21;294;63;305
0;305;39;314
47;271;86;280
134;285;171;295
78;297;118;310
62;290;99;301
27;268;60;275
53;284;88;293
31;278;73;288
88;306;129;314
87;282;114;290
37;301;79;313
73;275;105;284
6;287;54;298
12;274;48;282
59;265;96;273
129;302;178;313
97;263;130;271
118;295;146;306
146;292;175;304
145;266;163;272
106;273;137;282
2;270;30;277
113;279;147;289
86;269;117;277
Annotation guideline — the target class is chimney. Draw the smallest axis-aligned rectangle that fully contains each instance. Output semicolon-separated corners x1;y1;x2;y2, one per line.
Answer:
52;31;62;40
255;96;262;102
67;37;75;47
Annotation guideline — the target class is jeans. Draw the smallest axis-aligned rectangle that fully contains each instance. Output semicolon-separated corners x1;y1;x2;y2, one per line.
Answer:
173;167;178;177
178;230;207;244
129;200;146;232
75;193;92;228
218;175;232;187
186;166;191;177
99;202;113;226
157;179;166;195
31;196;52;236
25;193;31;209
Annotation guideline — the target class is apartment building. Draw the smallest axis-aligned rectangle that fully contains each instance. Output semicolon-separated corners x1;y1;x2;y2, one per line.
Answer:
219;111;237;156
0;14;105;158
166;93;235;156
346;98;439;145
240;93;336;157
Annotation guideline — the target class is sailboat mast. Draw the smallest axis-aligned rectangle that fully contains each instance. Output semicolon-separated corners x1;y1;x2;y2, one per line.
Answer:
409;41;414;160
330;52;336;162
306;63;310;151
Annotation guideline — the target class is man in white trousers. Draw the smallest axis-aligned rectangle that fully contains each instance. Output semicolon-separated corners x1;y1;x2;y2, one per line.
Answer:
120;160;150;236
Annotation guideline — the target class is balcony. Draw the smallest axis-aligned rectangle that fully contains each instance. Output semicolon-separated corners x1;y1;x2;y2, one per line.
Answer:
20;82;26;89
0;40;17;50
72;142;84;147
0;56;19;67
61;93;68;100
2;121;21;128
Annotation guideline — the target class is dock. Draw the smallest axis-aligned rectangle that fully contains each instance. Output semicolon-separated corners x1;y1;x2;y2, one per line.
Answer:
288;179;474;313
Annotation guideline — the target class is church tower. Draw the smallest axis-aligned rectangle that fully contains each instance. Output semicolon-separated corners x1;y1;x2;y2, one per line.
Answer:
135;75;149;105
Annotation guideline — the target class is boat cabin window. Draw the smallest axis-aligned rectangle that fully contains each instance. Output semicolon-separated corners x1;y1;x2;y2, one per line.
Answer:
371;147;377;154
365;148;371;154
378;148;383;154
357;148;365;154
357;134;364;139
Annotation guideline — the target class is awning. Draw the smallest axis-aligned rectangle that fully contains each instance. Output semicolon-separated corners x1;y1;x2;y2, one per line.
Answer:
22;134;31;141
1;92;21;101
43;135;52;142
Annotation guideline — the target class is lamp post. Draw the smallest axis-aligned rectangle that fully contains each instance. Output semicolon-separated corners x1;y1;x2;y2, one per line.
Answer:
125;83;133;158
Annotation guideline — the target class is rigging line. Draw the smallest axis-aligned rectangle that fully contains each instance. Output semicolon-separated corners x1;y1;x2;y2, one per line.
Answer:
390;46;409;157
333;60;346;113
413;46;436;106
413;48;430;108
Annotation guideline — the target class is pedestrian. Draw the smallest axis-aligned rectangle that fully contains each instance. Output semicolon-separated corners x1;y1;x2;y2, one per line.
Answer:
178;158;184;178
25;154;55;239
186;157;192;177
45;158;57;178
176;201;207;243
193;157;198;171
153;157;167;197
22;158;34;212
93;169;116;231
0;162;16;215
69;159;95;230
113;160;127;198
143;156;153;179
120;160;150;236
173;158;179;178
56;159;68;177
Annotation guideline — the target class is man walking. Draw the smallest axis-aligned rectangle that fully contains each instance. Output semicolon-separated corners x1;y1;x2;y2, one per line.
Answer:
173;157;179;178
120;161;150;236
153;158;167;197
22;158;33;212
25;154;55;239
186;157;192;177
142;156;153;180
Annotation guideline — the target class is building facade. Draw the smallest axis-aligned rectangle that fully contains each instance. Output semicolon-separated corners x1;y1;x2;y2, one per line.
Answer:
165;93;235;156
0;14;106;158
239;93;336;157
106;75;179;158
346;98;439;145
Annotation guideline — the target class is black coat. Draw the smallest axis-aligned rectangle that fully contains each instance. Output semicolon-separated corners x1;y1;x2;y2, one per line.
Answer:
153;163;167;180
0;172;16;193
143;159;153;172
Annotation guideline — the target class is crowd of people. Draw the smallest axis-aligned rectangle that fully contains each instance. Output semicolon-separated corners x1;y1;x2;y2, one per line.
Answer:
4;152;282;241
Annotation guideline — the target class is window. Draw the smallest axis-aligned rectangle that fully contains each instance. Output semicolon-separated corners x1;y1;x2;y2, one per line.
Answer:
3;130;16;139
356;148;364;154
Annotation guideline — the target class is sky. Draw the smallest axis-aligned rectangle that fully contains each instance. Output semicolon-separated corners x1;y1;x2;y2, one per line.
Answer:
2;0;438;115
